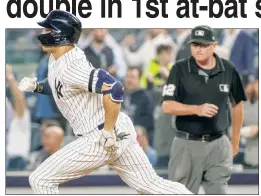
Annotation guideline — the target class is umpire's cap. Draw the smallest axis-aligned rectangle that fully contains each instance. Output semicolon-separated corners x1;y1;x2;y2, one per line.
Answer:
37;10;82;46
188;25;216;45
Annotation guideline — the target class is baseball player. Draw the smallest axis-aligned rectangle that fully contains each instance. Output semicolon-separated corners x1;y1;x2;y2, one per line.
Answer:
18;10;192;194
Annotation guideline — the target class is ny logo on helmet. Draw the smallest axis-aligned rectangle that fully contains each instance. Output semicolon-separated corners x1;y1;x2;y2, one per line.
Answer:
55;78;63;99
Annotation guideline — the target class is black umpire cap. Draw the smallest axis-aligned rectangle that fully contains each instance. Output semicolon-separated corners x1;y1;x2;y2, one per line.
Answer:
188;25;216;45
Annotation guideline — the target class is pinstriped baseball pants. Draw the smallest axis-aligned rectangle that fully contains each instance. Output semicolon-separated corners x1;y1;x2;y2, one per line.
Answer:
29;114;192;194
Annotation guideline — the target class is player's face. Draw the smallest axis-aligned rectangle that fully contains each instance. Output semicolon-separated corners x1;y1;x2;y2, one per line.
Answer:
191;42;217;63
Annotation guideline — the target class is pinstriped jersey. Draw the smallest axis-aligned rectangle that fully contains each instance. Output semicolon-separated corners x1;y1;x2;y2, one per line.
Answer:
47;46;105;135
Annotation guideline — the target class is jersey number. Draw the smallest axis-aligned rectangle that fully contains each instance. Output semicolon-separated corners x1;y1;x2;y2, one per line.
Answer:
162;84;175;96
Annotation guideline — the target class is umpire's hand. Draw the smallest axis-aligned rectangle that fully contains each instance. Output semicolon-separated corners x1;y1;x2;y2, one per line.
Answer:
18;77;37;92
100;129;118;152
196;103;218;118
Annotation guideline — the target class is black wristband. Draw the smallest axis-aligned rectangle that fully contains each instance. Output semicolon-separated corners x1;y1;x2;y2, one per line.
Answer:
33;82;43;93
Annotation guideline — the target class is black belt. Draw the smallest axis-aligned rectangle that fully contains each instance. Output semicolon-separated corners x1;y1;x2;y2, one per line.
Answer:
176;131;223;142
76;123;104;137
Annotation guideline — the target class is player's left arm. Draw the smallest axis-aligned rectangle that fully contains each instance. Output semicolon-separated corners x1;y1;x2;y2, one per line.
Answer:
92;69;124;132
101;84;121;132
90;68;124;151
63;65;124;151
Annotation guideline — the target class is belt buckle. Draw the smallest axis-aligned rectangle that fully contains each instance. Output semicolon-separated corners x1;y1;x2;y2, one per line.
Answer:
185;132;190;140
202;135;209;142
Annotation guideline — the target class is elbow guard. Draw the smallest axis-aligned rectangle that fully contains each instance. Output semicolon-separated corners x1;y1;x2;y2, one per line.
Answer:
95;69;124;102
103;81;124;102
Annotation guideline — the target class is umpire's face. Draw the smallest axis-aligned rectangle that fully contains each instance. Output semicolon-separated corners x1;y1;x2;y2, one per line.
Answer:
191;42;217;63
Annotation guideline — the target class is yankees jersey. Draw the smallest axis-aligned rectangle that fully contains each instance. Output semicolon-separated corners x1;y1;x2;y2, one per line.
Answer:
47;46;106;136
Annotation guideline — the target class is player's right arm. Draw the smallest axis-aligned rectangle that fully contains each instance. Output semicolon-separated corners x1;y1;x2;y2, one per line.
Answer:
18;77;52;95
162;64;218;117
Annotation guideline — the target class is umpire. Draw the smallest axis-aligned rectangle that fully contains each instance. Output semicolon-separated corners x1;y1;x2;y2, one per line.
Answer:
162;25;247;194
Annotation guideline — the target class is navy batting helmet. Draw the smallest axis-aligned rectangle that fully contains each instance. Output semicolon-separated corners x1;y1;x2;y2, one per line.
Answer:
37;10;82;46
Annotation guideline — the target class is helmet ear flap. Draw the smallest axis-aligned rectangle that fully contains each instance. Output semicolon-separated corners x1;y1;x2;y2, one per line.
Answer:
38;33;56;46
52;31;63;43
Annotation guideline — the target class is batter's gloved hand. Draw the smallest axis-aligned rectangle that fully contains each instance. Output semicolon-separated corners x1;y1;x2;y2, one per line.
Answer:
100;129;118;152
18;77;37;92
116;132;130;141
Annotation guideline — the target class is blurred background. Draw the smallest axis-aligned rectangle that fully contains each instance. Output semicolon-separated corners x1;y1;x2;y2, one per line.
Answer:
5;28;259;194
